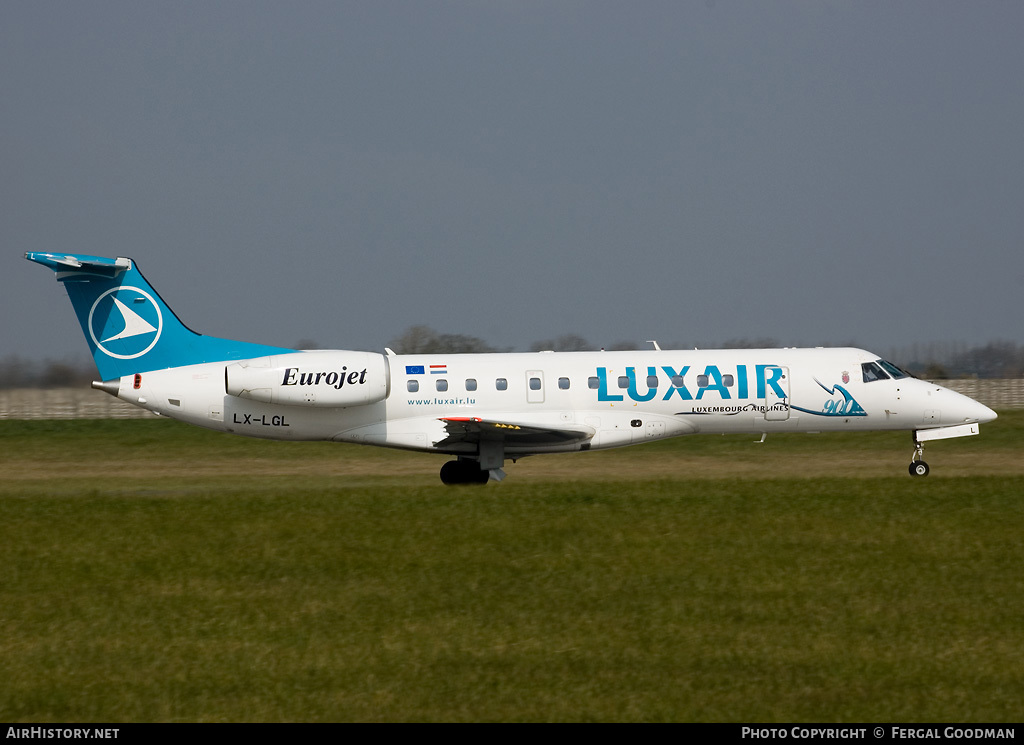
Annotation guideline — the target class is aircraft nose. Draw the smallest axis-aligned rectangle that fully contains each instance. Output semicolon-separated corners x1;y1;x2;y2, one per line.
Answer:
973;400;998;424
952;391;997;424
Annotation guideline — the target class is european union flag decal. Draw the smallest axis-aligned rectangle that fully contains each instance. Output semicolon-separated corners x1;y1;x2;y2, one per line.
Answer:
405;365;425;375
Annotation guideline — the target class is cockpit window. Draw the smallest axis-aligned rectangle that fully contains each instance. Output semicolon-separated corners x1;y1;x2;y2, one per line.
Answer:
877;359;912;379
861;361;890;383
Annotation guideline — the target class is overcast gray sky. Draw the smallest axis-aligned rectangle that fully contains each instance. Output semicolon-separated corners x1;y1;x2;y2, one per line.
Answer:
4;1;1023;363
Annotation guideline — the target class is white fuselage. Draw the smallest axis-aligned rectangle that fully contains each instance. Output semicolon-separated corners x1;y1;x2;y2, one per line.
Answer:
118;347;995;459
27;252;995;481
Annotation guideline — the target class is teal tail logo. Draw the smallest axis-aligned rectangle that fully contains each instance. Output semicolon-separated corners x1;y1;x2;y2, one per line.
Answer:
26;253;293;381
88;285;163;361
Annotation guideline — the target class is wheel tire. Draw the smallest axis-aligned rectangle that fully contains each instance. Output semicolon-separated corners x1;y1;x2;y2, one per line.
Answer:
440;460;490;485
440;460;463;485
909;461;930;477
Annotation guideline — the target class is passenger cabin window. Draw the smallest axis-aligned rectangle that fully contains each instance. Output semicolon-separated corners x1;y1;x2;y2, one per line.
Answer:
558;377;570;390
529;377;541;391
407;380;419;392
696;374;709;388
646;374;658;388
722;374;735;387
670;375;685;387
588;377;599;389
465;378;477;391
436;379;448;392
861;362;890;383
496;378;508;391
617;376;629;389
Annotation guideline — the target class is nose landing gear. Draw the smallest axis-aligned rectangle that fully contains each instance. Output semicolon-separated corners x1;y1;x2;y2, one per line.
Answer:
906;422;984;477
909;439;929;477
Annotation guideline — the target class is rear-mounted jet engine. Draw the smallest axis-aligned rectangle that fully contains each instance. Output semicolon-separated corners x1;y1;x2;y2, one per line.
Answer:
225;351;389;407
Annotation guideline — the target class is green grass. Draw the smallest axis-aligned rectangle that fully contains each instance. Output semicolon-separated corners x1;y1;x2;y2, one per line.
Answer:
1;415;1022;721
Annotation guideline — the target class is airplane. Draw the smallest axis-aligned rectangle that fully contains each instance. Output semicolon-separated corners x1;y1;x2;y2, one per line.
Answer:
26;252;997;484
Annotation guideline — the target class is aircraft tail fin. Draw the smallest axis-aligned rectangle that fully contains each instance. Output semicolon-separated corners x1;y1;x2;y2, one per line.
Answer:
26;253;294;381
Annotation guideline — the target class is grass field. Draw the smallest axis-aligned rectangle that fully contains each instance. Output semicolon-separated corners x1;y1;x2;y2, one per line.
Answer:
1;414;1022;722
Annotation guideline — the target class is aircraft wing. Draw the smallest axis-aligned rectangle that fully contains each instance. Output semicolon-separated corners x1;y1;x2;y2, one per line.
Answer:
436;417;594;448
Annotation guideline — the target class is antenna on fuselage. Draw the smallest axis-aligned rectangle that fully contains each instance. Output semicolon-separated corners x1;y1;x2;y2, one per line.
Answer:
646;340;662;351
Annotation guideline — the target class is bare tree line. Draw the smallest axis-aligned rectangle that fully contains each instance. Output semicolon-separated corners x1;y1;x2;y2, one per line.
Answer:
0;356;96;390
3;331;1023;389
887;340;1024;380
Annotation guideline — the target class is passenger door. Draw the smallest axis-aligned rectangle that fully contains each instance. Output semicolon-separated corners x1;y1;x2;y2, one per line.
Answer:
763;365;790;421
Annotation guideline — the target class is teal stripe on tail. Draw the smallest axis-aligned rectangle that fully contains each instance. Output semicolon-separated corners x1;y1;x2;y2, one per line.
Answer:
26;253;294;381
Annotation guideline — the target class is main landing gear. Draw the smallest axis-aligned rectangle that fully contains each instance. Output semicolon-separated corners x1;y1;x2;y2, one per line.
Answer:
440;458;491;485
440;440;507;485
909;437;930;477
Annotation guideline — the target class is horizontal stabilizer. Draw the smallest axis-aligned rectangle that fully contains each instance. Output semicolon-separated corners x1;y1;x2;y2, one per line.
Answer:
25;253;132;279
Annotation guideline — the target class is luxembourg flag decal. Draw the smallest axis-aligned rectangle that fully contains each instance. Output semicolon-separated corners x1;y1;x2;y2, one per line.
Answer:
430;364;447;375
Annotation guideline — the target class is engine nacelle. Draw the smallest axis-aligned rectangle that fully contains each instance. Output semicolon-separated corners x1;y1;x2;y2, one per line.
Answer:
225;351;389;407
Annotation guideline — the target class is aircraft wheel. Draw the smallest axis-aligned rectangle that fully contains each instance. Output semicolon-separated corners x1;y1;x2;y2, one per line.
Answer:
440;460;489;485
909;461;930;477
440;460;464;484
